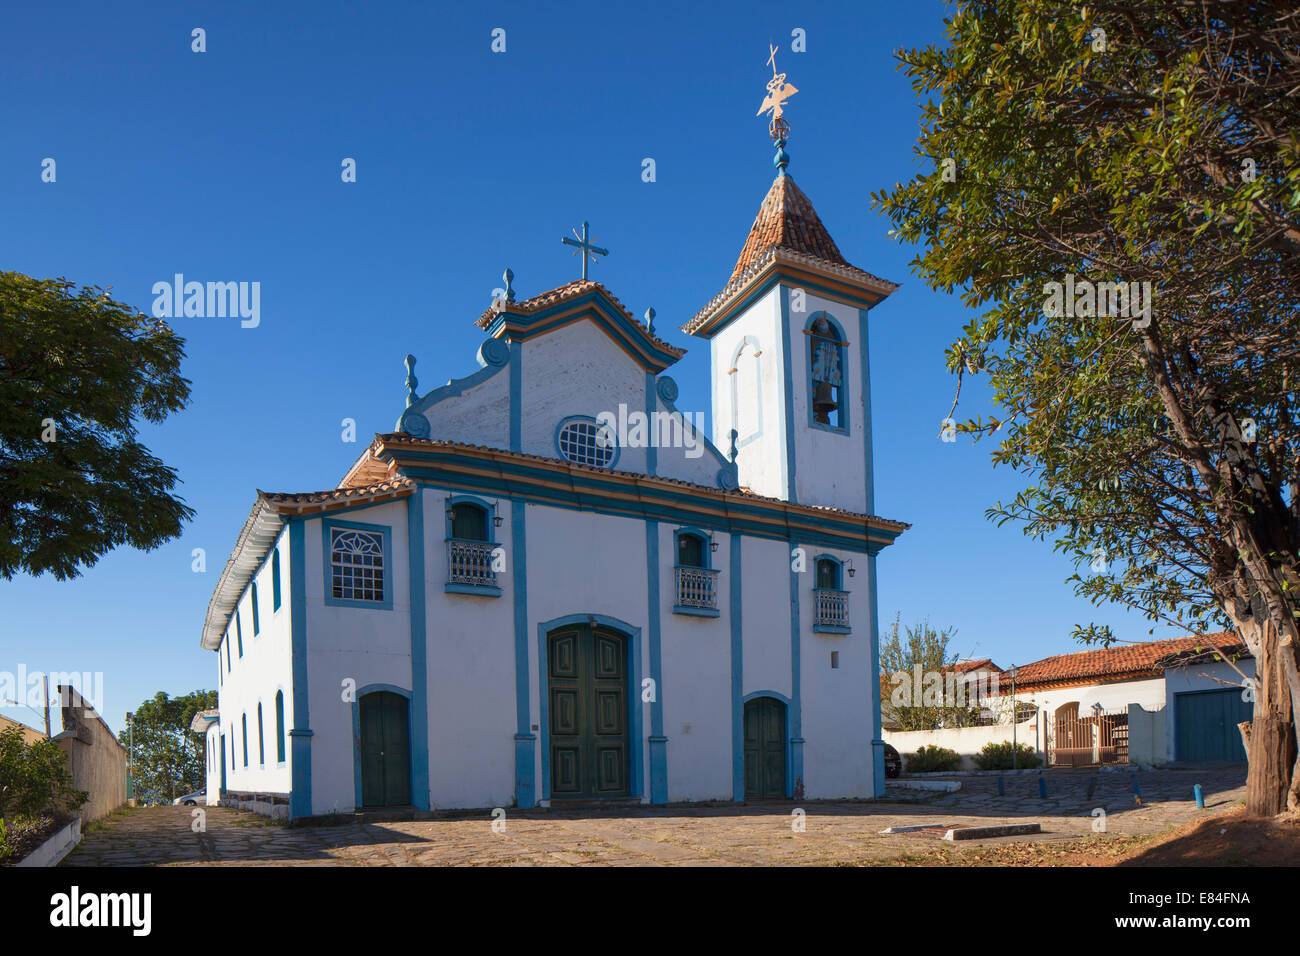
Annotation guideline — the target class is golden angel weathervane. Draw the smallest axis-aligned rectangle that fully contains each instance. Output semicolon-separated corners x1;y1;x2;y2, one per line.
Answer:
757;44;797;141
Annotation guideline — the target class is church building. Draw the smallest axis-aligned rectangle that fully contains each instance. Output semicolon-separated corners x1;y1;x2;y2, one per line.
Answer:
199;72;908;817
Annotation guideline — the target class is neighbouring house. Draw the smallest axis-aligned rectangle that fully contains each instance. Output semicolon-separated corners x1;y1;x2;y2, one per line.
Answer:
51;685;128;824
884;632;1253;770
0;714;47;746
199;132;910;818
880;658;1005;731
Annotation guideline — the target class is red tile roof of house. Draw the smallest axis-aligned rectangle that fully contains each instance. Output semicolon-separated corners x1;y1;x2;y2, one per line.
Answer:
1012;632;1246;689
728;174;850;285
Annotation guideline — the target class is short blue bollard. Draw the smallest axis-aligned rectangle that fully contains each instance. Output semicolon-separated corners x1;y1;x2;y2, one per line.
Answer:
1038;775;1047;798
1194;783;1205;808
1132;773;1142;804
997;776;1005;796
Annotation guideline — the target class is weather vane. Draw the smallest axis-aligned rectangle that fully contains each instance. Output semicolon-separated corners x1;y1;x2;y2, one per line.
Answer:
561;221;608;281
757;44;798;142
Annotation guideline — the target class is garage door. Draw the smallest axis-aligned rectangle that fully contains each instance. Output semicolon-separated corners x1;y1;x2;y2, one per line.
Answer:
1174;688;1253;762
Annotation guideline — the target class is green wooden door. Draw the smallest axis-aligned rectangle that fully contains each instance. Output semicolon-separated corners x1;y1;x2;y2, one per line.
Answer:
548;625;630;799
744;697;786;799
1175;689;1253;762
359;691;411;807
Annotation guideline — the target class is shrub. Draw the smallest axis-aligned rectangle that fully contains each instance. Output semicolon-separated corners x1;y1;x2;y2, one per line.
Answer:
973;741;1042;770
0;726;87;823
904;745;962;773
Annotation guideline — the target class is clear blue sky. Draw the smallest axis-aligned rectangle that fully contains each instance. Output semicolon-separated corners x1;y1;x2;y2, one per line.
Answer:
0;0;1176;737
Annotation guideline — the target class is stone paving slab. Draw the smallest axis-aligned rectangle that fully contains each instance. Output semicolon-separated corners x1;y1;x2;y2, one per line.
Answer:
61;766;1246;867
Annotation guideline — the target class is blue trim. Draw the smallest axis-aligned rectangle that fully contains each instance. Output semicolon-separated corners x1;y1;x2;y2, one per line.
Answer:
740;691;796;798
235;610;243;657
274;687;286;765
555;414;620;469
272;548;282;613
321;517;395;610
445;582;503;597
536;613;644;803
396;338;511;434
729;533;744;800
251;582;260;636
387;455;904;553
686;268;890;341
779;286;798;503
859;308;875;515
511;500;535;807
868;553;886;797
509;340;522;453
813;623;852;635
287;518;312;819
444;494;498;542
673;526;714;570
673;604;721;618
644;372;658;476
805;311;850;435
407;491;431;809
256;702;265;767
350;684;414;810
788;545;803;797
488;288;682;372
645;521;667;803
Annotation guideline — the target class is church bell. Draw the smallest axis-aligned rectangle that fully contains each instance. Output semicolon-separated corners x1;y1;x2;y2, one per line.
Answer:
812;380;836;424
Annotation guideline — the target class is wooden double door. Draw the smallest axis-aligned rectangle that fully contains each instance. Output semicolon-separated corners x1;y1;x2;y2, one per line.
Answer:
358;691;411;808
548;624;630;799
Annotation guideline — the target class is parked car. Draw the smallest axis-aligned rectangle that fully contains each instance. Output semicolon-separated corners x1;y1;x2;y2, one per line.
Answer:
883;743;901;779
173;791;205;806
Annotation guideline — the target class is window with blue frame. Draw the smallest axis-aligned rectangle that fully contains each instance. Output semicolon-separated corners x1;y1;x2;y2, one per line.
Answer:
251;583;260;636
556;416;618;468
673;529;719;615
257;703;265;766
325;528;384;600
236;611;243;657
272;549;282;611
813;556;851;632
275;690;286;764
241;714;248;768
446;498;502;595
808;313;847;431
225;636;231;671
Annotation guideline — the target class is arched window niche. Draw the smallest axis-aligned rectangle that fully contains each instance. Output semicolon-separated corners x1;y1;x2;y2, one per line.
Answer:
806;312;849;433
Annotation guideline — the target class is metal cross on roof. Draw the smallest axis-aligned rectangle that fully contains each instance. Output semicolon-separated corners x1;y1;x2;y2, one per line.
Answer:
561;221;609;281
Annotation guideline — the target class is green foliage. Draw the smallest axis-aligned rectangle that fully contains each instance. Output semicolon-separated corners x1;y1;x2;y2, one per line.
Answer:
125;690;216;802
880;614;982;730
0;725;87;822
973;741;1042;770
905;745;963;773
872;3;1300;659
0;272;193;580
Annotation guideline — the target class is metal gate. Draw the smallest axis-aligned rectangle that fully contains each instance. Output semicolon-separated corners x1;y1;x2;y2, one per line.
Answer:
1048;704;1129;767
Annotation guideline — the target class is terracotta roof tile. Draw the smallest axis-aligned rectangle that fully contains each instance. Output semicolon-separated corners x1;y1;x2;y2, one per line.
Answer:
1013;632;1246;688
258;476;415;514
729;174;849;284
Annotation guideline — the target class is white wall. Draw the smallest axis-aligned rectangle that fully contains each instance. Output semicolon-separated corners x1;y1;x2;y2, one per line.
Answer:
884;717;1043;771
217;525;293;798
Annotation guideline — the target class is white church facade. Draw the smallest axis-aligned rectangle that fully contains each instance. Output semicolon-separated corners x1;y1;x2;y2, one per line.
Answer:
199;144;907;818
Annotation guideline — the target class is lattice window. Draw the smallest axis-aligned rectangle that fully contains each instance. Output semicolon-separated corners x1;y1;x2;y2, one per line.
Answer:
330;528;385;602
558;419;616;467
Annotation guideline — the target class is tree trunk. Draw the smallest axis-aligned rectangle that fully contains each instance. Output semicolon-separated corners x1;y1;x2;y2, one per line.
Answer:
1240;618;1300;815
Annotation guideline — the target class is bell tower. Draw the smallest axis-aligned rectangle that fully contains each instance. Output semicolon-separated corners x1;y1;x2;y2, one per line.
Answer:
680;78;897;514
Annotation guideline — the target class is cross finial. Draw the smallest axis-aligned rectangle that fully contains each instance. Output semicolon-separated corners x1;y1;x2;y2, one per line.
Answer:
757;45;797;169
561;220;609;281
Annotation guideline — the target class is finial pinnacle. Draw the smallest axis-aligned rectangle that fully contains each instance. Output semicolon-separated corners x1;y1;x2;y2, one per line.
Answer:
404;354;420;408
503;267;515;302
644;307;656;335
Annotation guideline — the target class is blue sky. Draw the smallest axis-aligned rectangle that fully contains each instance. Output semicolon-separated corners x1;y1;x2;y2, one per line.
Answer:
0;0;1177;736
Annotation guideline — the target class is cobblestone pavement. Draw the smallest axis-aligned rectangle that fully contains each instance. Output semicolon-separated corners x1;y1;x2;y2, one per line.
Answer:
64;766;1245;866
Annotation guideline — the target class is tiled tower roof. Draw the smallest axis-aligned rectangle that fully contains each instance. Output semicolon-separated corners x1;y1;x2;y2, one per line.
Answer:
728;174;849;284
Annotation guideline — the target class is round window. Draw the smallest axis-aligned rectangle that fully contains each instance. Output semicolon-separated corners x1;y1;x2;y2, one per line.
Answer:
557;419;616;467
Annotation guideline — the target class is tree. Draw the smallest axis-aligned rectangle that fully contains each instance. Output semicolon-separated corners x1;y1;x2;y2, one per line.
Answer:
0;272;193;579
873;1;1300;813
125;690;216;802
879;614;984;730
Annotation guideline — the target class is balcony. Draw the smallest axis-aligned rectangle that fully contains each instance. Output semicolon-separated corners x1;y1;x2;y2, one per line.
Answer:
812;588;850;633
674;566;720;617
445;540;501;596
